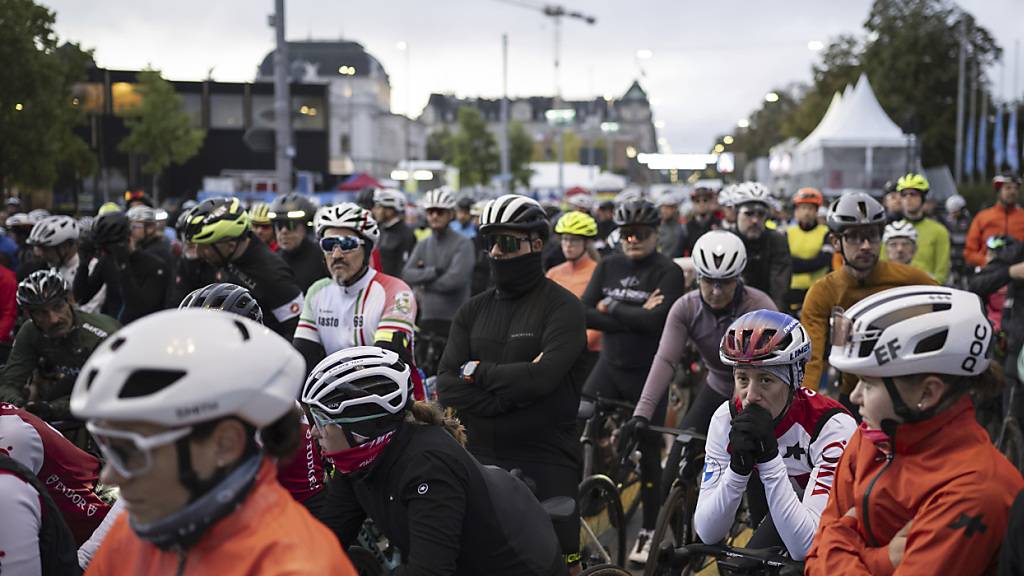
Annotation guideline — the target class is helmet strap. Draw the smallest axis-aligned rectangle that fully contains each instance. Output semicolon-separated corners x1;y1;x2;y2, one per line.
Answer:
340;246;372;287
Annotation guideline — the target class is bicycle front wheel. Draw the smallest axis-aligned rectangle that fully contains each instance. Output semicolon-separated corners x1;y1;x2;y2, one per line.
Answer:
579;474;627;568
643;482;703;576
579;564;632;576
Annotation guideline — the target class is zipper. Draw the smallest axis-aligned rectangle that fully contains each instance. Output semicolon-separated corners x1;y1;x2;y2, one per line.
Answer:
176;548;188;576
860;452;893;547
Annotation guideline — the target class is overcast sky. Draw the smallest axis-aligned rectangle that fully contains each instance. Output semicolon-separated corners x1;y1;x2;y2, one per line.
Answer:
43;0;1024;152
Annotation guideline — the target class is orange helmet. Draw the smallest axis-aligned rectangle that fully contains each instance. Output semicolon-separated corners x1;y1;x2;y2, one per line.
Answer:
792;187;823;207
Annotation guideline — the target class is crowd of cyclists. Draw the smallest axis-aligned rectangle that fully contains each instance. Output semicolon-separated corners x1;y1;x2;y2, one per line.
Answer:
0;171;1023;575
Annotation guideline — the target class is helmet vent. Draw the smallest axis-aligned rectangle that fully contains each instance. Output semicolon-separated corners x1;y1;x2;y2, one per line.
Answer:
109;336;126;351
84;368;99;391
233;320;250;341
914;330;948;354
118;369;186;399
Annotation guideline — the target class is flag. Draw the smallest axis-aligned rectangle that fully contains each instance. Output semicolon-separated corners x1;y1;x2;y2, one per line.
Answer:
965;107;976;177
1009;103;1020;173
994;104;1005;170
977;104;988;177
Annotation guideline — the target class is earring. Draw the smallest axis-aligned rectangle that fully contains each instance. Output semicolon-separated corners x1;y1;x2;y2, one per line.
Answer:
916;402;924;410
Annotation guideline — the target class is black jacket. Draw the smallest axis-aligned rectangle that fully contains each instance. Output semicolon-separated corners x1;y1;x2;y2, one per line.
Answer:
280;236;329;293
437;276;587;467
582;251;686;369
970;242;1024;350
139;235;175;267
218;237;303;338
378;220;418;278
318;424;565;576
679;214;723;256
737;228;792;310
74;250;170;323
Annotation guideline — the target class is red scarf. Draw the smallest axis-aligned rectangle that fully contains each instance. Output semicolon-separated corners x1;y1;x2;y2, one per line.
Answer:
858;422;892;457
323;430;396;475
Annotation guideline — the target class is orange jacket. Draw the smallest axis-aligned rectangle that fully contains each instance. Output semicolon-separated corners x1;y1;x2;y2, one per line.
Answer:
86;458;356;576
546;255;601;352
805;397;1023;575
964;203;1024;267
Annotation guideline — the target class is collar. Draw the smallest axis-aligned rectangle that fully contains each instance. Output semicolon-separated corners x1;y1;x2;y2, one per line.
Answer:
340;266;376;295
361;421;412;481
566;254;594;270
888;395;975;455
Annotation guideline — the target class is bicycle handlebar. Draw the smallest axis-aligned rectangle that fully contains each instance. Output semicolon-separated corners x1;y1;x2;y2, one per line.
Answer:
657;542;802;574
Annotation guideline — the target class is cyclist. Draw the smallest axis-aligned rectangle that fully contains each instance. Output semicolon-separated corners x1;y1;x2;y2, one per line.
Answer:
546;211;602;375
402;188;475;376
451;194;478;239
800;192;936;396
6;212;41;277
126;206;174;266
27;215;105;313
678;186;722;256
74;211;170;323
0;270;120;427
882;220;917;266
437;193;588;571
895;173;950;284
965;173;1024;267
295;203;424;398
181;197;303;338
806;286;1024;574
969;235;1024;385
581;198;686;564
248;201;278;251
882;180;903;223
730;182;792;309
625;230;776;491
944;195;971;286
785;187;831;316
304;346;568;576
268;193;329;292
696;309;855;560
178;282;327;514
372;188;418;278
69;309;354;574
657;192;686;256
718;185;738;230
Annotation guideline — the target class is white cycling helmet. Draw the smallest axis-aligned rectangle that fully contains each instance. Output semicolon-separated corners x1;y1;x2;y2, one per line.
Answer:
829;285;992;379
826;192;886;233
373;188;407;212
27;215;79;246
314;202;381;247
70;309;304;428
126;205;157;223
692;230;746;279
27;209;51;223
5;213;32;228
945;194;967;214
882;220;917;244
732;182;773;208
718;185;737;208
421;187;456;211
566;193;595;212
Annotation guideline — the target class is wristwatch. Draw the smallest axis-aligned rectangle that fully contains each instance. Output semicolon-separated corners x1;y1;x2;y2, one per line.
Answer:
460;361;479;383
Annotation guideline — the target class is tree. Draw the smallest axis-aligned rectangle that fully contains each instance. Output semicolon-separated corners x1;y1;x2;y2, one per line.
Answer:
449;107;499;187
508;121;534;188
782;35;863;140
118;69;205;203
0;0;93;192
425;127;453;163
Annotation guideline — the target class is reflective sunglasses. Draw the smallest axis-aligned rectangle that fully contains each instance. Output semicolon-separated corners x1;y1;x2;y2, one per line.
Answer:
86;422;193;479
483;234;527;253
320;236;365;253
619;227;654;242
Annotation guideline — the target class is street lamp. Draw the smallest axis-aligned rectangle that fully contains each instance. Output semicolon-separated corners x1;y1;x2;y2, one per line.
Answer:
737;118;750;129
765;92;780;103
723;135;734;145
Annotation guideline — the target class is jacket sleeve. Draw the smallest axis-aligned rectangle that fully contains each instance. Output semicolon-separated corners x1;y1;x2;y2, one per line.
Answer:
475;295;586;407
315;474;367;548
763;412;856;561
428;239;475;294
792;251;833;274
694;403;749;545
769;233;793;308
72;256;106;305
800;280;832;392
968;259;1011;297
401;241;436;286
436;304;509;416
0;326;38;405
634;296;690;420
397;452;468;576
964;213;986;268
605;265;686;335
116;257;168;322
581;259;628;333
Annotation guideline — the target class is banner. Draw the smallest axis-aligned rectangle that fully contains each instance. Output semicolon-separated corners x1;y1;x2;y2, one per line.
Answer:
1008;104;1020;173
965;107;976;177
994;104;1005;170
977;103;988;177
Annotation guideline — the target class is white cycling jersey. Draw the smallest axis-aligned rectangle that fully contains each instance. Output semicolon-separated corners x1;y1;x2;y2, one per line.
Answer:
294;268;417;354
694;388;856;560
0;472;41;576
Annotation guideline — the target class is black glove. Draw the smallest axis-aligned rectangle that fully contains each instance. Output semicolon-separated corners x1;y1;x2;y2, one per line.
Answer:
732;403;778;464
25;401;55;422
728;423;758;476
618;415;649;457
79;234;97;263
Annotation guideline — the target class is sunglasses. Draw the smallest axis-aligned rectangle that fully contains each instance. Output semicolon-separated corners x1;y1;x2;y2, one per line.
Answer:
87;422;193;479
619;227;654;242
483;234;527;253
841;229;882;245
320;236;364;253
273;220;306;231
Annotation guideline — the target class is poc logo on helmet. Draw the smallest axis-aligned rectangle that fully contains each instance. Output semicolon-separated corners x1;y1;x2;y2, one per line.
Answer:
962;323;989;373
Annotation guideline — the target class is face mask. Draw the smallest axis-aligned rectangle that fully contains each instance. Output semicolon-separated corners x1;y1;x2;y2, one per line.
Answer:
322;430;396;475
858;421;892;456
489;251;543;297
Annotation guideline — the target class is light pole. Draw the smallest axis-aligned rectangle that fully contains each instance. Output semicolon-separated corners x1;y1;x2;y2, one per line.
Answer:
271;0;292;195
601;121;619;172
397;41;411;162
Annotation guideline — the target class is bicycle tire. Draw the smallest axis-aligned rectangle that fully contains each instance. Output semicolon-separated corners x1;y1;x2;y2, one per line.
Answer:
579;565;632;576
643;482;704;576
999;418;1024;473
579;474;627;568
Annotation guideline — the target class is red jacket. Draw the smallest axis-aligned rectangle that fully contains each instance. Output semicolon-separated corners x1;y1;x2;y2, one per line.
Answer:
805;397;1023;575
964;203;1024;267
0;264;16;342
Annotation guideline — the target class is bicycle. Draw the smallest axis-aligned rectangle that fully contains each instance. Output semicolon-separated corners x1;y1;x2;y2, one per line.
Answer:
577;472;627;568
642;427;706;576
653;542;802;576
996;375;1024;472
578;395;642;520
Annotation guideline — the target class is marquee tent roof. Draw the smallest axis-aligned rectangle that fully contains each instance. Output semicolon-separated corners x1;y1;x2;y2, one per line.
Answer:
797;74;910;151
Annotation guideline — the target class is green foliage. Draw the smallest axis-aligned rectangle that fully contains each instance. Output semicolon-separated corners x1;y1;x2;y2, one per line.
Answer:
425;127;453;163
508;121;534;189
0;0;94;191
118;69;205;179
449;107;499;187
730;89;800;159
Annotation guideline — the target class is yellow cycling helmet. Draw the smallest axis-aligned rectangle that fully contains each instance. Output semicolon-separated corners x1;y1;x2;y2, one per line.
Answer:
249;202;272;226
555;211;598;238
896;173;930;193
97;202;121;215
185;198;251;244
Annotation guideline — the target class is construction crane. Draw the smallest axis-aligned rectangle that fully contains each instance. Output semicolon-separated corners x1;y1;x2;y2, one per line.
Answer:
492;0;597;101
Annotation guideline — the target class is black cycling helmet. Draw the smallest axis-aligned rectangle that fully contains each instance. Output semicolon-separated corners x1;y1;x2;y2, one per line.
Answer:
456;196;474;211
355;188;376;210
92;211;131;246
179;282;264;324
17;269;68;308
613;199;659;227
268;193;317;226
478;194;550;240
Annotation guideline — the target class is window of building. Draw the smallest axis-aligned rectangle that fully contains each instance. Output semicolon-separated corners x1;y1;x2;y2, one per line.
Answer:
72;83;105;114
293;95;325;131
181;93;202;127
251;95;275;129
210;93;244;129
111;82;142;116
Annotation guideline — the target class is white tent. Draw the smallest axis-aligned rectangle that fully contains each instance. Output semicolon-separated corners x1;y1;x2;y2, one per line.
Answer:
791;74;913;195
